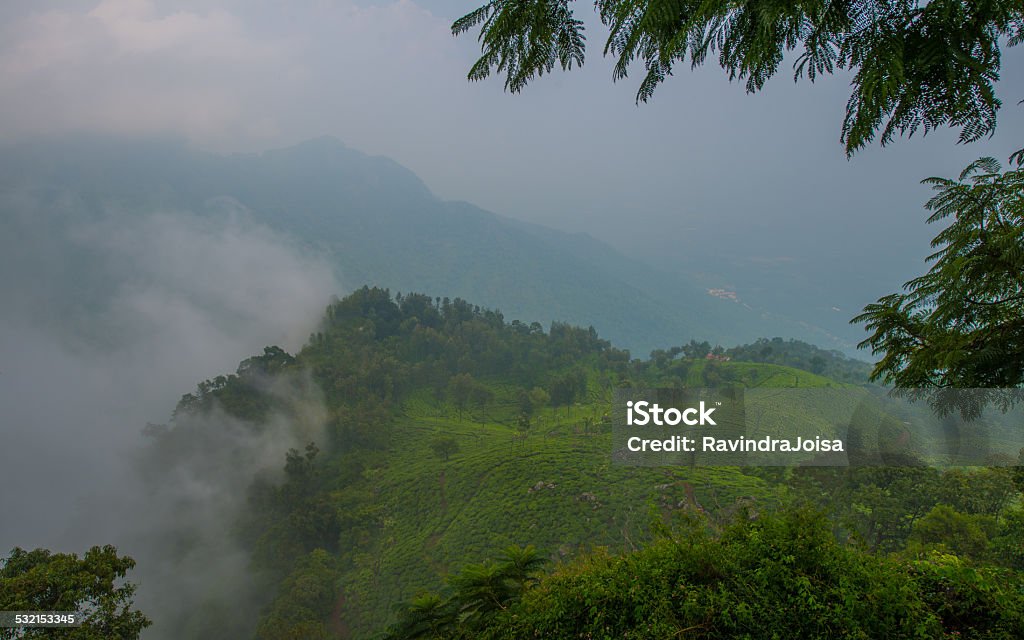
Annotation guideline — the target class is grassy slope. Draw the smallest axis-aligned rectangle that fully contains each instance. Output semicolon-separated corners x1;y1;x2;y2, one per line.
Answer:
337;360;844;636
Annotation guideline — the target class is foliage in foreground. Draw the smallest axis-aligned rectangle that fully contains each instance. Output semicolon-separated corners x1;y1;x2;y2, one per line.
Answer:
855;157;1024;419
452;0;1023;155
0;546;150;640
386;509;1024;640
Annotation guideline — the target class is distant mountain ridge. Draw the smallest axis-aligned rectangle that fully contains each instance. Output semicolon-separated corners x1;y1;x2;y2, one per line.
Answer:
0;134;850;355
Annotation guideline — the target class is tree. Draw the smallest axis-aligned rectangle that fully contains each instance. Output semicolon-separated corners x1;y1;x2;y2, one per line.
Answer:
383;593;454;640
383;545;544;639
549;369;586;415
681;339;711;359
430;436;461;461
0;546;151;640
854;156;1024;418
469;384;495;423
448;373;493;421
517;386;551;420
447;373;475;420
906;505;996;561
453;0;1023;155
256;549;341;640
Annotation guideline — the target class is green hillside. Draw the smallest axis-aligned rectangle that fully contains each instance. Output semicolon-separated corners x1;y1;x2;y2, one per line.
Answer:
335;397;780;634
139;288;1023;639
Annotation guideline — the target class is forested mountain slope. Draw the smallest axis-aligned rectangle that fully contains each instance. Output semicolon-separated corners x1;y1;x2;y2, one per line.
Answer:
0;135;847;355
138;288;1023;639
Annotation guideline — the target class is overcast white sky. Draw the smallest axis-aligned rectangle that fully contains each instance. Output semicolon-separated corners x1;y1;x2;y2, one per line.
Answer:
1;0;1023;293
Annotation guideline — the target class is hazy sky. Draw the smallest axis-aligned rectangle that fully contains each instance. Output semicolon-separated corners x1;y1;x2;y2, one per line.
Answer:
1;0;1023;312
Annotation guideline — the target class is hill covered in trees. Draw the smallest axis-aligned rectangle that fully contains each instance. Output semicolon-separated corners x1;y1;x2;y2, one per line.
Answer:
118;287;1024;639
726;338;874;383
0;135;857;356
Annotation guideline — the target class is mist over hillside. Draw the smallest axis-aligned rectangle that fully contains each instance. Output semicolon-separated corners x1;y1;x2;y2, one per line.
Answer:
0;135;858;357
0;166;344;636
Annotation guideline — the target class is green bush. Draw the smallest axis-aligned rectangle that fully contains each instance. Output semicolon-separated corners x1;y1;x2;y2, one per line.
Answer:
388;510;1024;639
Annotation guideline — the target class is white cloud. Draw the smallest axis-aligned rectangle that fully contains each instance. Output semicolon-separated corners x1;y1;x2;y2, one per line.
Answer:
0;194;341;506
0;0;459;149
87;0;257;56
